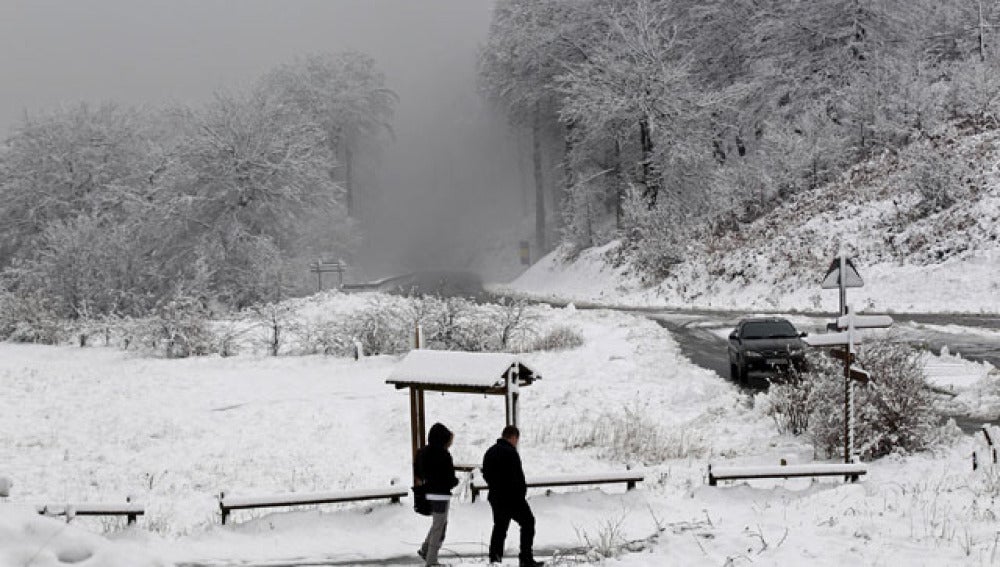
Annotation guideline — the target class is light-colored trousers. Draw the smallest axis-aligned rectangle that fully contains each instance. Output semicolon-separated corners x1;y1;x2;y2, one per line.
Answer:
420;500;450;565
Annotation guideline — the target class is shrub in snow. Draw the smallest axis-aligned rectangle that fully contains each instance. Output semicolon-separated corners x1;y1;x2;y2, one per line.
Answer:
0;290;63;344
908;151;973;217
855;340;945;458
136;297;216;358
764;364;816;436
248;301;295;356
529;325;585;352
548;404;705;465
791;341;944;460
289;318;350;356
574;512;629;560
619;187;687;280
342;295;415;355
421;296;539;353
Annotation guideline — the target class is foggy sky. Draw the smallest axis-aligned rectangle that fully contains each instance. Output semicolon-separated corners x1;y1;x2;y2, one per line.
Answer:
0;0;491;131
0;0;528;277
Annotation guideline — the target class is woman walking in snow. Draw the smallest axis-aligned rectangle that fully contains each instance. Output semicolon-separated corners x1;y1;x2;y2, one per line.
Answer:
416;423;459;566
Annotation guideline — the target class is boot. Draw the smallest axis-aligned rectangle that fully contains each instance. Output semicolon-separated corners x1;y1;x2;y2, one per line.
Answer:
519;560;544;567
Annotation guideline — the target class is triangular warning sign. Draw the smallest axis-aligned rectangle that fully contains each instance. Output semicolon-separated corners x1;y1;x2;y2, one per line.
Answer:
821;257;864;289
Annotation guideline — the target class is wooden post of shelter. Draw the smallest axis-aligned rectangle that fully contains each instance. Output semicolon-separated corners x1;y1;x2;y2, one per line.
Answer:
409;388;420;469
408;386;428;484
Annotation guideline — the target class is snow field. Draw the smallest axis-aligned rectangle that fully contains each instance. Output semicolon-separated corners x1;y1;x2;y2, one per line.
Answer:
0;292;997;565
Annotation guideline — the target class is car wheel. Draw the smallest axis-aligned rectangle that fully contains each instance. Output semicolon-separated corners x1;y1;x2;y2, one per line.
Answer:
738;363;748;385
729;363;739;382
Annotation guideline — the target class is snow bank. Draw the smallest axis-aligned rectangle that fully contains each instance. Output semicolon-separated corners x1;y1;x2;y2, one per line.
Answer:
0;504;164;566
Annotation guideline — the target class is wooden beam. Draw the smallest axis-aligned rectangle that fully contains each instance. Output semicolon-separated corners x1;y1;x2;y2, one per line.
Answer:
512;391;520;428
417;388;427;451
409;387;419;485
388;383;508;395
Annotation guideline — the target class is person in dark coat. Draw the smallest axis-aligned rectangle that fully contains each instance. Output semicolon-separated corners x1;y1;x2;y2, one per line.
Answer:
482;425;542;567
416;422;459;566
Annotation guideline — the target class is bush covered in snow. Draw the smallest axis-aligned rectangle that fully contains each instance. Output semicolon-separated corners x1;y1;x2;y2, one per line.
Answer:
529;325;585;352
764;366;814;436
0;289;64;344
544;404;706;465
767;342;947;460
129;297;217;358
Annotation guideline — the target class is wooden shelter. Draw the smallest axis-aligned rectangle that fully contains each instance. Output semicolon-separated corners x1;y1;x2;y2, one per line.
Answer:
386;350;540;483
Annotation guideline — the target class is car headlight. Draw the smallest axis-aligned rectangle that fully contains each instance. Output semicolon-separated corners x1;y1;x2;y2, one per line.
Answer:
745;350;764;359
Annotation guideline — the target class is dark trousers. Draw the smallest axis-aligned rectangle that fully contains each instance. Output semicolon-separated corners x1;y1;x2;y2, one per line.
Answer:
489;498;535;562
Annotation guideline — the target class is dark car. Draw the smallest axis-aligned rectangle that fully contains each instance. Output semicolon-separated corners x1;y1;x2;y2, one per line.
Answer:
727;317;807;384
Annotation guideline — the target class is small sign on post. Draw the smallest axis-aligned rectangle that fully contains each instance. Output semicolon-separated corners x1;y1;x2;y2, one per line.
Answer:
519;240;531;266
821;253;864;315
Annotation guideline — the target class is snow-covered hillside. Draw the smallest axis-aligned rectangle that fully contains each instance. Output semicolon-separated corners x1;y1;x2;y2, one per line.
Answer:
504;126;1000;314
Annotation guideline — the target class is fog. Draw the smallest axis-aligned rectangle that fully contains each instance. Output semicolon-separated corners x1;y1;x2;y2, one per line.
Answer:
0;0;526;280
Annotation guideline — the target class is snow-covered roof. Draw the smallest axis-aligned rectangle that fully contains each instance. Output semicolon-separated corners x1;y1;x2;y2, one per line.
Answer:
386;350;540;390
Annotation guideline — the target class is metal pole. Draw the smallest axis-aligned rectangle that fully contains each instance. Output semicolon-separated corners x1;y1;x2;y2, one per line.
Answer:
844;306;855;464
505;369;514;426
839;253;847;316
511;365;520;427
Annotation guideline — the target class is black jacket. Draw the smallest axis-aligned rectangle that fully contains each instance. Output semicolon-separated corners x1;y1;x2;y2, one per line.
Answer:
482;438;527;503
416;423;459;496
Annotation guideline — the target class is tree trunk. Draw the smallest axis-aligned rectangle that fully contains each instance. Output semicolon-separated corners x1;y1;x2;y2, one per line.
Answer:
639;119;657;207
613;138;624;229
559;122;576;231
979;0;987;62
533;106;547;255
344;143;354;217
517;127;530;218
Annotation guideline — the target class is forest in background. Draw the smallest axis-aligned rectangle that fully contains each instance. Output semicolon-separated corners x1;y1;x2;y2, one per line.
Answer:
0;52;395;321
480;0;1000;274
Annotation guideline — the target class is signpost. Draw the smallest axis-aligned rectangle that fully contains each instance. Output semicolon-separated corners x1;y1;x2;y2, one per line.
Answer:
808;254;893;465
309;259;347;292
804;307;891;463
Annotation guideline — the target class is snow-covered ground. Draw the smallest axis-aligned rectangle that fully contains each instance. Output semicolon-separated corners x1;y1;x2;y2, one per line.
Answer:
2;293;999;565
0;504;163;567
499;243;1000;314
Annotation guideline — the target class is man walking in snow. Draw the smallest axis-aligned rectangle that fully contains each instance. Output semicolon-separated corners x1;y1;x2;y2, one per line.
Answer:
416;423;459;567
482;425;543;567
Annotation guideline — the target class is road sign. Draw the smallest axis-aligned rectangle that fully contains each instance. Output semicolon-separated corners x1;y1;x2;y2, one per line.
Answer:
835;313;893;330
821;256;864;289
804;332;853;347
849;366;871;384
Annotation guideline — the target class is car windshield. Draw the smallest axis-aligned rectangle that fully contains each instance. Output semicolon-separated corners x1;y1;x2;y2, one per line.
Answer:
742;321;798;339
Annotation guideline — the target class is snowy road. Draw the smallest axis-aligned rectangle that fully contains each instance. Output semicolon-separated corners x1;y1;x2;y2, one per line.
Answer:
643;309;1000;433
516;296;1000;433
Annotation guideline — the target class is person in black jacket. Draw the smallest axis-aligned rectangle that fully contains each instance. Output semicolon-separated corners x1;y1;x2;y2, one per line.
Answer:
482;425;542;567
416;423;459;566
